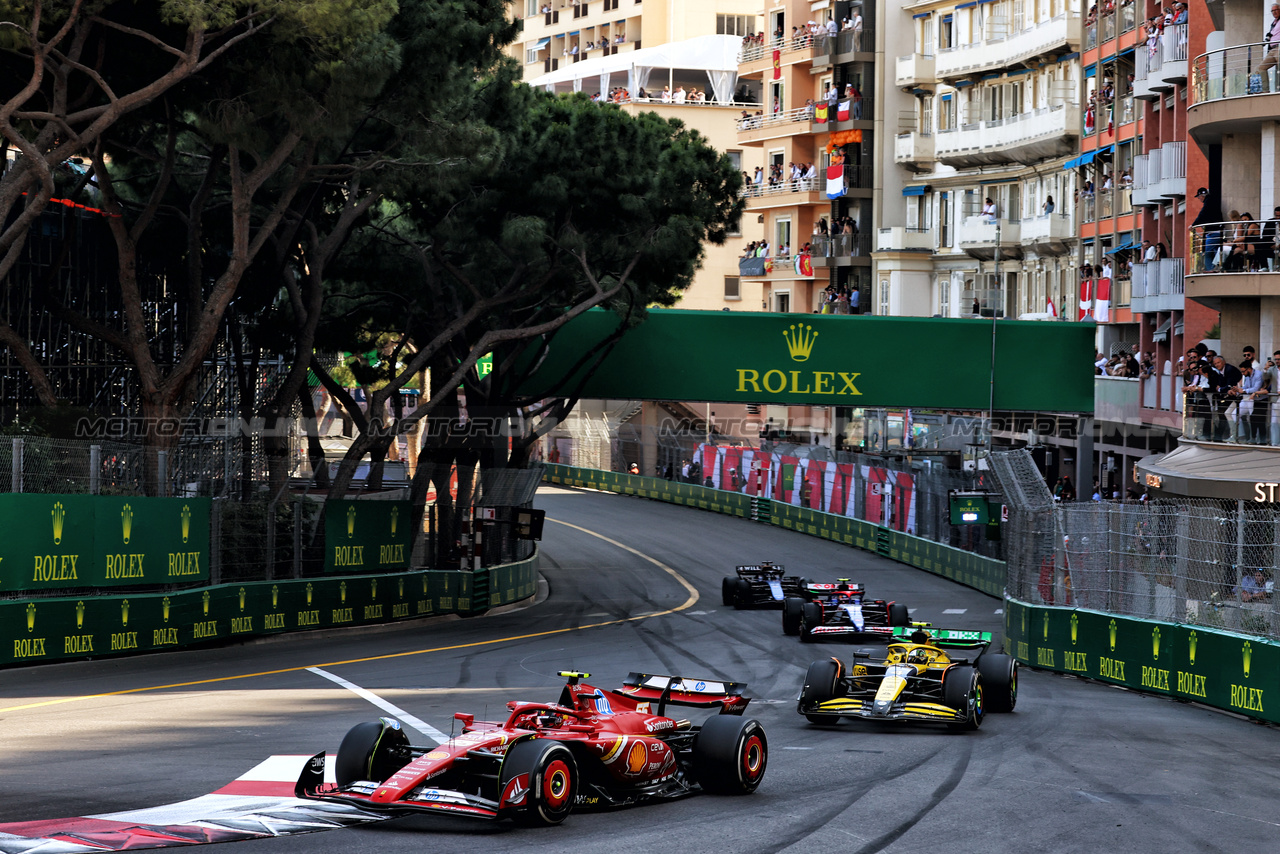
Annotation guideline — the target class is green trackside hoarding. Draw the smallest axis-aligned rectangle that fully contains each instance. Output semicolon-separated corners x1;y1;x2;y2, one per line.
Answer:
1005;600;1280;724
0;494;210;592
512;309;1096;412
324;500;414;573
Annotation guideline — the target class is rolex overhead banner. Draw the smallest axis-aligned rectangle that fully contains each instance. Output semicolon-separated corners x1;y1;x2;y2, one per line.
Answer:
0;494;210;592
324;500;414;573
510;309;1096;412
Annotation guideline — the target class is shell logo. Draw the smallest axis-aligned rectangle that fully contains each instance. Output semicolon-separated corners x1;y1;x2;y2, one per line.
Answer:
626;742;647;774
425;751;449;760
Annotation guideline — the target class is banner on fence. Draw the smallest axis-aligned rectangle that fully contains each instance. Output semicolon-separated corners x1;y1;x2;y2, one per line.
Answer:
324;500;415;573
0;494;210;592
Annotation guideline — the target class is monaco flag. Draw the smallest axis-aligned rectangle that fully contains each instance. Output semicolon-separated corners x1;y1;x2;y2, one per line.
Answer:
1094;277;1111;322
1048;298;1057;318
826;163;846;199
1078;278;1093;321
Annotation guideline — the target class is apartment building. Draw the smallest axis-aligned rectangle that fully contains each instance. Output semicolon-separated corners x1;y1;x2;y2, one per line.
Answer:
881;0;1082;321
508;0;765;312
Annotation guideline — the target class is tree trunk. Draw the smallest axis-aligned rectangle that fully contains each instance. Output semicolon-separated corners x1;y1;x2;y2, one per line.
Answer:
298;385;329;490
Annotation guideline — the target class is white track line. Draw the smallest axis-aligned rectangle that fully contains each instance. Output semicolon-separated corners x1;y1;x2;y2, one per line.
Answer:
307;667;449;743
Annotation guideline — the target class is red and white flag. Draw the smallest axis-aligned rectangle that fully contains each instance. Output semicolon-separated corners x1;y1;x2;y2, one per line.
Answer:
772;50;781;80
1094;277;1112;322
1047;298;1057;317
1078;279;1093;321
837;100;851;121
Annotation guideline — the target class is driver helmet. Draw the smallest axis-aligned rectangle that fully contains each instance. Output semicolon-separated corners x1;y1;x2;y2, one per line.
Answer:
907;648;930;664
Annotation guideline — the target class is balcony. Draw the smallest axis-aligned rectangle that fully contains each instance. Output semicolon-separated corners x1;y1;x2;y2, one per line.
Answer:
1130;259;1185;313
1189;42;1280;142
957;216;1022;260
737;253;816;280
894;132;935;170
935;103;1079;167
896;53;936;89
811;232;873;266
1095;376;1143;425
1020;213;1074;255
1131;152;1159;207
740;175;830;210
876;227;933;252
1156;140;1186;198
738;33;831;68
1134;25;1189;100
934;13;1080;81
737;106;824;144
1185;222;1280;305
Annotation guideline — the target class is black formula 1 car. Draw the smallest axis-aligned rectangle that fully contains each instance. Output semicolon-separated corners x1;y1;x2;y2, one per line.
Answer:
781;579;910;641
721;563;808;609
296;671;767;826
797;627;1017;731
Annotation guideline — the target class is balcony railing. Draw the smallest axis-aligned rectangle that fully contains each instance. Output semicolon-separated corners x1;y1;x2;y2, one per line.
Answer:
738;32;833;63
876;226;933;252
1189;221;1278;273
934;102;1078;165
896;53;936;87
741;176;821;198
812;232;872;258
738;105;814;132
935;13;1079;80
894;132;935;165
1190;40;1278;105
1157;140;1186;198
832;28;873;56
1019;212;1075;254
1130;258;1185;313
1081;194;1096;223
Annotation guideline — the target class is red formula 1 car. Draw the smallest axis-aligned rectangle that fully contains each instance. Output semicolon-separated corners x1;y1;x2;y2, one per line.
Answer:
295;671;767;826
781;579;910;642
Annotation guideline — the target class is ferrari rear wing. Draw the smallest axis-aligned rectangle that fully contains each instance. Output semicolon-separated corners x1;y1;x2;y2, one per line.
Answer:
621;672;750;714
890;626;993;649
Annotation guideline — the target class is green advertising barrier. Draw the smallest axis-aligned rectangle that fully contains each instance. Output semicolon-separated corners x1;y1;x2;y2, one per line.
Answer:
324;500;414;573
513;309;1096;412
2;552;538;667
1004;599;1280;725
0;494;210;592
545;465;1005;599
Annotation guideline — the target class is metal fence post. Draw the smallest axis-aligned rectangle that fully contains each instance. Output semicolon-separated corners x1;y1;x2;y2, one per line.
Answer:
293;500;302;579
12;437;22;493
89;444;101;495
157;450;168;497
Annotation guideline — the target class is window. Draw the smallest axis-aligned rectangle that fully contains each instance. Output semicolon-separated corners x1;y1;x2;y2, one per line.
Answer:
775;217;792;254
774;291;791;313
724;276;741;299
717;14;755;36
939;93;956;130
526;0;539;16
940;192;951;246
603;0;619;9
938;275;951;317
921;96;933;135
921;16;935;57
940;14;954;49
878;279;890;316
526;45;541;64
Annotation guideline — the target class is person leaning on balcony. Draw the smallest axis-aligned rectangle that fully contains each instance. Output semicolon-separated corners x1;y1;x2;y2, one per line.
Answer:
1258;4;1280;92
1043;195;1055;214
981;197;998;222
1260;206;1280;270
1172;2;1187;24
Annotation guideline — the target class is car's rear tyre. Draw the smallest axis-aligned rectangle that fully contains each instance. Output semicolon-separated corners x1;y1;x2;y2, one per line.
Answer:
500;740;577;826
335;720;410;787
721;577;735;607
800;659;842;724
732;578;752;609
692;715;768;794
943;667;983;732
799;602;824;643
888;602;909;626
781;597;804;636
978;653;1018;712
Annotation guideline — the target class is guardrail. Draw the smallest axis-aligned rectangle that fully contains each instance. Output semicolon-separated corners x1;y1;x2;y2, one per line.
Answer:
1189;220;1277;274
1;553;539;667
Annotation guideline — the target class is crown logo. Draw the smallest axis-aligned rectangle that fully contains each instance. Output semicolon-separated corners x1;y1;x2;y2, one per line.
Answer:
1243;641;1253;678
181;504;191;543
26;602;36;632
1109;619;1117;651
1042;612;1050;641
163;597;171;623
391;506;399;536
1152;626;1161;660
1189;631;1198;665
1021;607;1027;635
238;587;246;611
306;582;314;605
422;575;429;595
52;501;65;545
782;323;818;362
272;585;279;609
202;590;210;616
76;600;85;629
347;505;357;538
1070;613;1078;645
371;578;377;600
121;504;133;545
398;578;405;599
340;581;347;604
121;599;130;627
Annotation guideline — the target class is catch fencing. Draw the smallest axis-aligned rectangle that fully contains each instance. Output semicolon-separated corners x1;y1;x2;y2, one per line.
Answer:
993;450;1280;640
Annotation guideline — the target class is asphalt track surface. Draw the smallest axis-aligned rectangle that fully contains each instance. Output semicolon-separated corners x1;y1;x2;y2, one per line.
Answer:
3;485;1280;853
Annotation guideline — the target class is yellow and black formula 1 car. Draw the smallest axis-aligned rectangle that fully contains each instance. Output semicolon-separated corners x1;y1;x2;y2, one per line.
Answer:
796;627;1017;731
